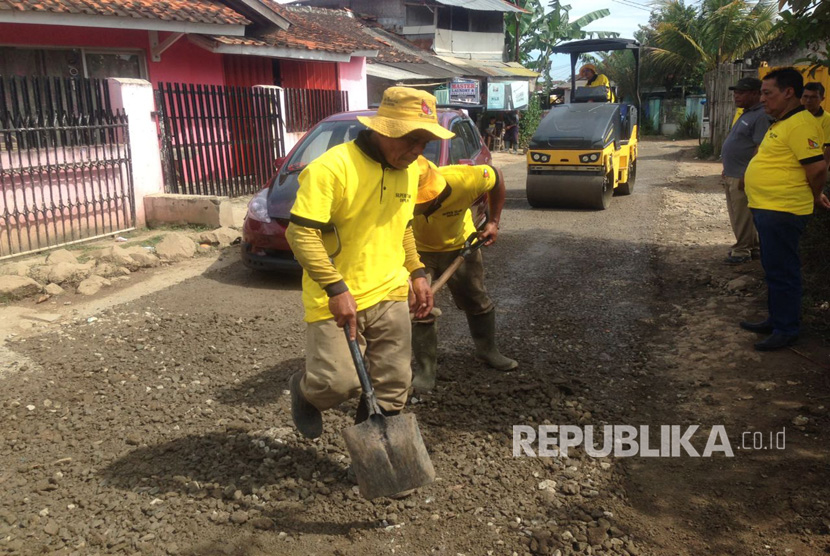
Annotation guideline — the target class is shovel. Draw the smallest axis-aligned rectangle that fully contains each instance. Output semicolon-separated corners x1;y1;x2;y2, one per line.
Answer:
341;325;435;499
430;231;486;294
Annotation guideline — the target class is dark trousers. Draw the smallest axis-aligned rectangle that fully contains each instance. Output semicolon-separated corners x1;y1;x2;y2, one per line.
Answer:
751;208;811;335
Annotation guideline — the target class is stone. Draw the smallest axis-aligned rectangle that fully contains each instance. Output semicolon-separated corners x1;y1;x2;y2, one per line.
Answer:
726;275;756;292
251;517;274;530
122;246;161;268
77;276;111;296
45;249;78;265
0;262;31;277
197;227;241;247
156;233;196;262
0;275;43;299
230;511;249;524
47;262;92;285
587;526;608;546
44;283;65;296
93;246;140;271
93;262;130;278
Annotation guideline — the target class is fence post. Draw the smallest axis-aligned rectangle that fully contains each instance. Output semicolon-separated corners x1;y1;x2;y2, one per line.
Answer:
107;78;164;228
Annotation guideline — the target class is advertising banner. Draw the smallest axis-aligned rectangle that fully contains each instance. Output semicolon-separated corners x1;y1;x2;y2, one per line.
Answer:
486;81;529;110
449;78;480;104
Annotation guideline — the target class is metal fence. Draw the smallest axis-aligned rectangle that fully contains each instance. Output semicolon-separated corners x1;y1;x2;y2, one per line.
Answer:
283;88;349;133
0;76;135;259
155;83;285;197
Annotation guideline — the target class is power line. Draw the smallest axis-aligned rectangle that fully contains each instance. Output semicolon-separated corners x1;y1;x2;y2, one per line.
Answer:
610;0;654;12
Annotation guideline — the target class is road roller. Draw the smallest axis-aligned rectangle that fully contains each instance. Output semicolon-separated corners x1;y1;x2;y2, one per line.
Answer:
526;38;640;210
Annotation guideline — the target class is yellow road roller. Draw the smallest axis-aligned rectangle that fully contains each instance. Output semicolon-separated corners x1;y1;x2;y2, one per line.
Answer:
526;38;640;210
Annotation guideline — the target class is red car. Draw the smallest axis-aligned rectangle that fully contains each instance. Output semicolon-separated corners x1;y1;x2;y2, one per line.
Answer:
242;109;492;271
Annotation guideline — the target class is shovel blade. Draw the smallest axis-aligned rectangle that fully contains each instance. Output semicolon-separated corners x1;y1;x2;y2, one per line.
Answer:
342;413;435;500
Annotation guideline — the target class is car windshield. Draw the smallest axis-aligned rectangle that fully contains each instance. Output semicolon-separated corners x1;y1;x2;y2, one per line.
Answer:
282;118;440;174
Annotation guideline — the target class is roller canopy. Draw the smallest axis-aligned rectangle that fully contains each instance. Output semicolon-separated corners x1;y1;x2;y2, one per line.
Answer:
529;104;621;150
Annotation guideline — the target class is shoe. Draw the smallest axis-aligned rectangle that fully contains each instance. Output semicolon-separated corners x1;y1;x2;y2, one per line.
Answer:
289;372;323;439
411;321;438;391
724;254;751;265
754;333;798;351
739;320;774;334
466;310;518;371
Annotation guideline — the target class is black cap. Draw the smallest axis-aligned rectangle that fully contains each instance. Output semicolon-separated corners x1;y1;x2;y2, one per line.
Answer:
729;77;762;91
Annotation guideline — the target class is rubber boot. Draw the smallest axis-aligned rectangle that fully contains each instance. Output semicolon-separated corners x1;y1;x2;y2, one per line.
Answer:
466;310;518;371
411;321;438;391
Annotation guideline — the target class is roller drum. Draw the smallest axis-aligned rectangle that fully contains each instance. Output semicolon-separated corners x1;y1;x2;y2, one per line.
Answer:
526;172;612;210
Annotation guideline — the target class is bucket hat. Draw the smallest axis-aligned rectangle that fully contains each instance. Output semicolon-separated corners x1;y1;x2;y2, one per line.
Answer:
358;87;454;140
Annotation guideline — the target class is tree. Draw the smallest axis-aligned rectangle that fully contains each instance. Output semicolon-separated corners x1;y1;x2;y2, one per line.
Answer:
776;0;830;68
505;0;619;88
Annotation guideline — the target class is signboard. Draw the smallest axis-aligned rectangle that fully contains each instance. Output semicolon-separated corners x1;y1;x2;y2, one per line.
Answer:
449;79;480;104
486;81;529;110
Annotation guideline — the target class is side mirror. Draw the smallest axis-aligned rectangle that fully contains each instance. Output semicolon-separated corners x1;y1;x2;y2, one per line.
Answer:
274;157;287;170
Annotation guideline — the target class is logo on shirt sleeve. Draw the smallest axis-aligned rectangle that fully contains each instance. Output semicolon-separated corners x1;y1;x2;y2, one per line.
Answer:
482;168;490;179
808;138;820;149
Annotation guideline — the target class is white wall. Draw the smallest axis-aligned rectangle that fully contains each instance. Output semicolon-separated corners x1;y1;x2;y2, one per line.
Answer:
339;57;368;111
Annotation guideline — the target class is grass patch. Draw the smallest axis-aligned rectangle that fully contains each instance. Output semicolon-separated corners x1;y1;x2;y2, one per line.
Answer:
696;141;715;159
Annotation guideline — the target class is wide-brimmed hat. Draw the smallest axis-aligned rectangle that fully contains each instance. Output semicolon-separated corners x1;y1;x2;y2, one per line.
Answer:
416;156;449;203
579;64;598;74
358;87;454;140
729;77;762;91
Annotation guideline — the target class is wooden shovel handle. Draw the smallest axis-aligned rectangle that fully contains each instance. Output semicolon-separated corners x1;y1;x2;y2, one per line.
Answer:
430;255;464;295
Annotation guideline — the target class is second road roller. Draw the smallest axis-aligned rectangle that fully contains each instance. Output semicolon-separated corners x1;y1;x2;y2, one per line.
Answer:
526;38;640;210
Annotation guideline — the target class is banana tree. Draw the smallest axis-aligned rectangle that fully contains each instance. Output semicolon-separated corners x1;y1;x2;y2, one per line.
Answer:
505;0;619;87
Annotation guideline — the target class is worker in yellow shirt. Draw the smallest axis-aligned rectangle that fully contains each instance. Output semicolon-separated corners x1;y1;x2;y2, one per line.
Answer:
410;157;517;391
578;64;615;102
285;87;448;438
739;68;830;351
801;82;830;164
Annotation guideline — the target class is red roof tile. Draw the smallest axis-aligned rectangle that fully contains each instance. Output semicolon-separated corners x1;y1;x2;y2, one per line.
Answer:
256;5;381;54
0;0;249;26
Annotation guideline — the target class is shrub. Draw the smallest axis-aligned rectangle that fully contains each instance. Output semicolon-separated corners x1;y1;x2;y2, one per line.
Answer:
696;141;714;158
519;95;542;149
674;112;701;139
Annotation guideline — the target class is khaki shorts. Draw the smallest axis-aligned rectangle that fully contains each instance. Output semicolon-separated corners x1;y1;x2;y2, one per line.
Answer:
300;300;411;413
419;249;494;316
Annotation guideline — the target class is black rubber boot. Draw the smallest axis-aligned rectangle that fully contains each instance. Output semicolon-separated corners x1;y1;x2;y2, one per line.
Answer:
466;310;518;371
288;371;323;439
411;321;438;391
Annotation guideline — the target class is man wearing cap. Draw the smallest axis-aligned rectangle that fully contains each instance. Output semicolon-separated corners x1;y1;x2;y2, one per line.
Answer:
578;64;615;102
801;82;830;164
740;68;829;351
285;87;452;438
410;156;517;392
720;76;770;264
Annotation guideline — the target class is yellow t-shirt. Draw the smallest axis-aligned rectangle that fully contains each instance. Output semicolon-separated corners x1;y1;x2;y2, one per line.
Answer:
413;163;496;252
815;108;830;147
745;107;824;216
586;74;615;102
290;141;417;322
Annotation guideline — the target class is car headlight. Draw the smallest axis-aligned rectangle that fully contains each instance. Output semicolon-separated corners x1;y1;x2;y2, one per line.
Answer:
590;153;600;162
579;153;601;163
530;152;551;163
246;189;271;223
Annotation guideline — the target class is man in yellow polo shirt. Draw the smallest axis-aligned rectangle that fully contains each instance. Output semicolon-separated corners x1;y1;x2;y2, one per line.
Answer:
740;68;830;351
285;87;450;438
410;157;517;391
801;82;830;163
578;64;615;102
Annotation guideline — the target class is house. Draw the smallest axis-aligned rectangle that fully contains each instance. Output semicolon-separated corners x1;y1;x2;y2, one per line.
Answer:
0;0;379;258
293;0;538;112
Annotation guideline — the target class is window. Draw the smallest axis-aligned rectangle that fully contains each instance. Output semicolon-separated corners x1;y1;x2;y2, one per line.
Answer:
437;6;469;31
449;119;473;163
470;11;503;33
406;5;434;27
0;46;145;79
